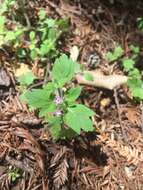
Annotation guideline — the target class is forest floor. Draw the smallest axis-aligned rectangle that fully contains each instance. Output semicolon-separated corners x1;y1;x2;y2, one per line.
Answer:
0;0;143;190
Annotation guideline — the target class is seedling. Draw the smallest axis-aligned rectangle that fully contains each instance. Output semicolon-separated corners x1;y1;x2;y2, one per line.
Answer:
106;44;143;101
21;54;95;139
8;167;21;182
137;17;143;31
122;45;143;100
28;12;69;60
0;1;68;62
106;45;124;62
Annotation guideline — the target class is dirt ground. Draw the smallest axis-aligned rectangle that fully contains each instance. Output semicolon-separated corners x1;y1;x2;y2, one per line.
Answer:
0;0;143;189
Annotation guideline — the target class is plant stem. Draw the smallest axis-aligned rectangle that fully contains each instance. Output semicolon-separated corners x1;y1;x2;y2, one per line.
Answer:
44;61;50;85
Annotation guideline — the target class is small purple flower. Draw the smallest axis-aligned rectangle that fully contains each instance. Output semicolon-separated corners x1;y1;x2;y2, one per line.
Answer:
54;110;62;117
54;95;63;105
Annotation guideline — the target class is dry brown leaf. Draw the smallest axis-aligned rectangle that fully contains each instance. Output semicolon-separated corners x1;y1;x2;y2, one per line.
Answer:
120;107;141;125
74;22;92;38
14;63;31;77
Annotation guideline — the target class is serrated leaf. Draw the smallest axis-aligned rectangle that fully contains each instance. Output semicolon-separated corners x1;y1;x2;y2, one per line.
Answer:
65;86;82;102
137;17;143;30
65;104;95;134
5;31;16;41
128;68;141;79
19;90;28;102
132;87;143;100
0;4;7;15
106;52;116;62
44;18;56;28
128;78;142;89
30;49;38;60
21;88;53;108
48;28;57;40
52;54;76;87
0;16;6;33
129;45;140;54
106;46;124;62
56;18;69;31
43;82;56;91
38;9;46;20
59;128;77;139
123;58;135;72
40;39;55;56
39;103;56;117
29;31;36;40
127;76;143;100
18;71;36;86
48;117;62;139
74;104;95;116
114;46;124;58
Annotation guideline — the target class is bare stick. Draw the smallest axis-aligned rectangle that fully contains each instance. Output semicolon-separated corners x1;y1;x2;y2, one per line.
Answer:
76;71;128;90
114;88;127;141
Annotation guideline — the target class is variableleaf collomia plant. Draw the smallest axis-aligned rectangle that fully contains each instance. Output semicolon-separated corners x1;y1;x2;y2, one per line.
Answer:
21;54;95;139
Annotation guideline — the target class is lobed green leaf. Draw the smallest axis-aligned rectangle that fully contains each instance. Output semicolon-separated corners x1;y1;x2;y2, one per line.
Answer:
65;104;95;134
18;71;36;86
52;54;76;87
65;86;82;102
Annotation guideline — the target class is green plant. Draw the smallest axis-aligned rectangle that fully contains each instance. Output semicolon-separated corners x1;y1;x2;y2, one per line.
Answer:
122;46;143;100
21;54;95;139
0;0;24;47
0;0;15;15
27;10;68;60
0;1;68;62
106;44;143;101
18;70;37;87
0;1;24;49
106;45;124;62
8;167;21;182
137;17;143;30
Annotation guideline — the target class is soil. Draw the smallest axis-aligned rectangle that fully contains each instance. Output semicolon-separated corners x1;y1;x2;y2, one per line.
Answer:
0;0;143;190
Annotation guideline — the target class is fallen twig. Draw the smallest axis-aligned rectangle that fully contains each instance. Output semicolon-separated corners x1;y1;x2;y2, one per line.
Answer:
76;71;128;90
114;88;127;141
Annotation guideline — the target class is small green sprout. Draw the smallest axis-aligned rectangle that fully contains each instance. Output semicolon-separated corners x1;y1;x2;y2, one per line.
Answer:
20;54;95;139
137;17;143;30
106;44;143;101
8;167;21;182
106;45;124;62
